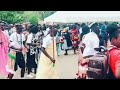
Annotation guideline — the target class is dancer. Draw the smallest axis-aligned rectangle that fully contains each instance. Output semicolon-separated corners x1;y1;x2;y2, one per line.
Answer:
36;27;59;79
26;25;38;78
9;25;26;79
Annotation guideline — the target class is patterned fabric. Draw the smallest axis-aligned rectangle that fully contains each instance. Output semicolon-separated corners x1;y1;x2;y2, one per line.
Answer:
30;34;38;55
70;29;79;47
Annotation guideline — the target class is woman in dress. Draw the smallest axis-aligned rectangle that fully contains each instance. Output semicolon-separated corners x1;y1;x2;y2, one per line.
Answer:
70;25;79;54
0;24;9;78
36;27;59;79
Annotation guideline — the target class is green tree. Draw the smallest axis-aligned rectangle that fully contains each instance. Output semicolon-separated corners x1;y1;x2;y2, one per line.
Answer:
0;11;56;24
0;11;25;24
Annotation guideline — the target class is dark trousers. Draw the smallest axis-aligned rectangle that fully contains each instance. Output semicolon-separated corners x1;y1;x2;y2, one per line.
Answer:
14;52;25;78
26;50;37;75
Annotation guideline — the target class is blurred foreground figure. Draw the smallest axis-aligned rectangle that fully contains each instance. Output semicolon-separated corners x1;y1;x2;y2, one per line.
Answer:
0;24;9;78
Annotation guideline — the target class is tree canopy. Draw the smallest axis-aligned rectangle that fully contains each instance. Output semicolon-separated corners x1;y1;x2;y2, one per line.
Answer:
0;11;56;24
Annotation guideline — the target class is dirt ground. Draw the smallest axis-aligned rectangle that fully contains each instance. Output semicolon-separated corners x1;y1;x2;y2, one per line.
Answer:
0;50;78;79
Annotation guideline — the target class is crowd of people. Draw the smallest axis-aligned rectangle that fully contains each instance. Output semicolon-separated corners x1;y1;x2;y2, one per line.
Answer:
0;20;120;79
0;21;59;79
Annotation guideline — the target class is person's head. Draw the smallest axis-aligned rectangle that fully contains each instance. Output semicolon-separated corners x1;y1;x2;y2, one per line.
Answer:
38;25;41;32
57;24;60;29
22;23;28;30
62;25;66;29
0;23;5;31
64;28;68;33
15;25;23;34
110;30;120;48
30;25;38;34
107;23;118;34
9;24;13;28
50;27;58;37
82;25;90;34
75;23;78;26
48;25;52;30
43;24;46;26
104;21;108;25
81;23;86;27
72;25;76;30
91;23;100;35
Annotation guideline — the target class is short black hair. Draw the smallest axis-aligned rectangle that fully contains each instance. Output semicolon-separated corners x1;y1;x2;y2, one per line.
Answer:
110;30;120;41
15;25;23;33
30;25;38;34
71;25;76;29
81;23;86;27
107;23;118;35
82;25;90;34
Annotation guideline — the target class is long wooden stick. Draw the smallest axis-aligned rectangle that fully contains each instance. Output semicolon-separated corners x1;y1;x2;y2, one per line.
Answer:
53;31;55;67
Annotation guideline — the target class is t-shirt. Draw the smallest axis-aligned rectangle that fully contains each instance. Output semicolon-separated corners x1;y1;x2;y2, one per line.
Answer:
10;32;25;49
26;33;33;44
26;33;38;54
82;32;99;57
10;27;16;33
110;48;120;77
44;28;50;36
79;28;82;35
26;33;38;44
42;34;56;49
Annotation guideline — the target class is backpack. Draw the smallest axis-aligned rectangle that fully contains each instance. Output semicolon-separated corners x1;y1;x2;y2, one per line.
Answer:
82;46;115;79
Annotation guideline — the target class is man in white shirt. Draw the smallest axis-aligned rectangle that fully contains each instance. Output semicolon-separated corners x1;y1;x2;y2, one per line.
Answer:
82;25;100;57
9;25;26;79
44;25;52;37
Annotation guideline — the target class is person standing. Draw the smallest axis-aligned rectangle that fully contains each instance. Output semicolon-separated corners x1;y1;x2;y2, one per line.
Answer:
9;25;26;79
0;24;9;78
106;23;120;79
81;23;100;57
36;27;59;79
26;25;39;78
62;28;72;55
70;25;79;54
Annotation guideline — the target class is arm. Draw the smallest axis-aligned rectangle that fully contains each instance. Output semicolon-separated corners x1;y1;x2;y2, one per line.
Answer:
115;67;120;79
9;43;21;51
115;58;120;78
41;47;52;60
41;37;55;63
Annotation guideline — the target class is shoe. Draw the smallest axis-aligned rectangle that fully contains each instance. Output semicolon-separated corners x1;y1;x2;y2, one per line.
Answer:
21;77;24;79
64;53;68;55
27;74;34;78
7;73;14;79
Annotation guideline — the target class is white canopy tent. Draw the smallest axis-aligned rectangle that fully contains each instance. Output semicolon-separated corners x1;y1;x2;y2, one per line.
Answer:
44;11;120;23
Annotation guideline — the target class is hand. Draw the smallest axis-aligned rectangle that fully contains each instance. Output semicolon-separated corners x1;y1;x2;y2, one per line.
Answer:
50;58;55;64
18;48;22;51
78;65;88;79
